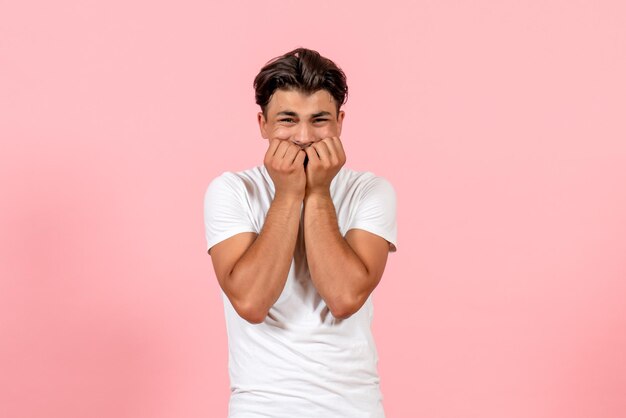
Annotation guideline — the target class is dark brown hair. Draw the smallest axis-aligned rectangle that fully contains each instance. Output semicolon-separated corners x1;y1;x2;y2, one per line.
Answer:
253;47;348;119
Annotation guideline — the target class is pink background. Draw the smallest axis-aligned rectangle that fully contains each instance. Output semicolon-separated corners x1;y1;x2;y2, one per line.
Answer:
1;1;625;417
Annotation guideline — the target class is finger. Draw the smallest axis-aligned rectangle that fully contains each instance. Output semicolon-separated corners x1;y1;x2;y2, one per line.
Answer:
266;138;281;157
329;136;346;162
304;145;320;162
275;140;291;158
283;143;301;163
326;136;346;163
264;139;280;165
293;149;306;166
321;138;337;158
313;141;332;162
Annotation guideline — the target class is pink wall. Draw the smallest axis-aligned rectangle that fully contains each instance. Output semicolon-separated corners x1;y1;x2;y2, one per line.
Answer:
1;1;625;417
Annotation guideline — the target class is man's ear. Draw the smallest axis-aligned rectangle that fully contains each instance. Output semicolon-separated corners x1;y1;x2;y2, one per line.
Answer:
337;110;345;136
257;112;268;139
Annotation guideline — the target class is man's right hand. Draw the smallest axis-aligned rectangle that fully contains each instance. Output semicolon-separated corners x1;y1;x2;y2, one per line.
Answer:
264;139;307;200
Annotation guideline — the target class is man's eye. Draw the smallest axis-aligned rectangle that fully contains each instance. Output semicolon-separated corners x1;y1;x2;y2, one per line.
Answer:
313;119;328;123
279;118;295;123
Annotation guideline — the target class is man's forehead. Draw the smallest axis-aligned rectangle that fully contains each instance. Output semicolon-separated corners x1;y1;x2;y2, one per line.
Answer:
269;89;337;116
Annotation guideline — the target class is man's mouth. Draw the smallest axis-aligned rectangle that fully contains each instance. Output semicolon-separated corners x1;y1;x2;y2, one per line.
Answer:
304;154;309;168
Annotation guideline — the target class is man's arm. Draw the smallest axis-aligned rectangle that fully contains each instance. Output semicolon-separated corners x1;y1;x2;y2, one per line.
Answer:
208;139;307;324
302;137;395;319
303;191;390;319
210;193;302;324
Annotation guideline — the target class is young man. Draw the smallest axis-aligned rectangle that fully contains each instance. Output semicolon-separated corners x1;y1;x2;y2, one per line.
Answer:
204;47;397;417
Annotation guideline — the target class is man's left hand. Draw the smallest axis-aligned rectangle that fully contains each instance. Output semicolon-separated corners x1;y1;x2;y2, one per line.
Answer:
304;136;346;196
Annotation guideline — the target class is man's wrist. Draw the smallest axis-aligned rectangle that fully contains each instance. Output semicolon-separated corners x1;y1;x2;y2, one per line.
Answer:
273;191;304;206
304;187;331;204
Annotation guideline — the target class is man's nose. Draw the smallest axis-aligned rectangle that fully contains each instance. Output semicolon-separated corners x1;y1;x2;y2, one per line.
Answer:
291;124;316;147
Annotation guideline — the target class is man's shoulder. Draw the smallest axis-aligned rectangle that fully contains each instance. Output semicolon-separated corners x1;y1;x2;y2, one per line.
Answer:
207;165;270;192
215;164;265;180
335;166;393;191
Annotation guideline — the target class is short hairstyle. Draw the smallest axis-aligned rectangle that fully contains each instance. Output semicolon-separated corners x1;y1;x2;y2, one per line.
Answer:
253;47;348;119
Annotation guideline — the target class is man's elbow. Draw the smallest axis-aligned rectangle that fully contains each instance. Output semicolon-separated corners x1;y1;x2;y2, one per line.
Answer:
329;285;374;319
329;297;361;320
233;299;268;324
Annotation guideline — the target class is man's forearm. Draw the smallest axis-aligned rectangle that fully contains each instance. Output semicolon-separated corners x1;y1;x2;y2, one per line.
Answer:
303;190;369;319
229;193;302;322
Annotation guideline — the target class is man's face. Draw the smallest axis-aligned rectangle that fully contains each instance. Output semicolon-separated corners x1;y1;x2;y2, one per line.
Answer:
257;89;345;150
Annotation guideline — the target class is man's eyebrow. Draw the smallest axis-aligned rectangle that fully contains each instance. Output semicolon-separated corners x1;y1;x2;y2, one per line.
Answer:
275;110;333;118
276;111;298;117
311;111;332;118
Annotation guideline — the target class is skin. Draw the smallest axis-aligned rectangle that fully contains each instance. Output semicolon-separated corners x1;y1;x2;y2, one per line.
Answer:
208;88;390;323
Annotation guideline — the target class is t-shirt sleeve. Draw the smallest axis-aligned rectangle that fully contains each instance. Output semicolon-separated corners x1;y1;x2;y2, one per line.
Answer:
203;172;258;254
346;175;398;253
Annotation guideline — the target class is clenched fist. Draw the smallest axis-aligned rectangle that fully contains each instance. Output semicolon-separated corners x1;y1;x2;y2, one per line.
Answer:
304;136;346;196
264;139;307;200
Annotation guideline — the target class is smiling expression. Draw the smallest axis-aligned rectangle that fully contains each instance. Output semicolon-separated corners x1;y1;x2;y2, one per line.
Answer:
258;89;345;149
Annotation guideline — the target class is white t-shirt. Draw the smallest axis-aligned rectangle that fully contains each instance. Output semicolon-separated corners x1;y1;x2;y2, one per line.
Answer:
203;164;397;418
